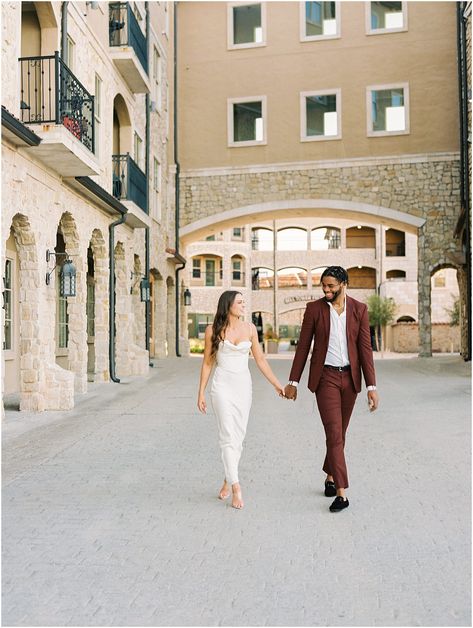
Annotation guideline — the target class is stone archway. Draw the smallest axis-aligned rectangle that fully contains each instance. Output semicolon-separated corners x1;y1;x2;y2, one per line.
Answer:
58;212;87;393
88;229;108;382
5;214;42;411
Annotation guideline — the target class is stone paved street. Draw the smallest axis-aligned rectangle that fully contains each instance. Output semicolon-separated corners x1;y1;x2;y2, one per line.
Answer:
2;355;471;627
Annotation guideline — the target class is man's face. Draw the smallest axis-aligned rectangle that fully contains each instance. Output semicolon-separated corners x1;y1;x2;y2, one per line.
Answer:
321;276;345;302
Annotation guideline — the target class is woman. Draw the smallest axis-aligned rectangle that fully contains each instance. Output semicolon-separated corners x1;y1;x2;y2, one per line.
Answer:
197;291;285;509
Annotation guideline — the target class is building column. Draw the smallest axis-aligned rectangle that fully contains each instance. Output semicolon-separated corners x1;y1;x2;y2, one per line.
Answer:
418;225;432;357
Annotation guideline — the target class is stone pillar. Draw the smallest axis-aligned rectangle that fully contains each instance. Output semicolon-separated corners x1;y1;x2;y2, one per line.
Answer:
417;225;432;357
90;229;109;382
456;265;468;359
154;274;167;358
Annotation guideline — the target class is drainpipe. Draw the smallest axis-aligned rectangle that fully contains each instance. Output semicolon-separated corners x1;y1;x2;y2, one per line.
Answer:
174;2;185;357
109;212;127;383
456;2;471;361
145;3;151;357
61;2;69;59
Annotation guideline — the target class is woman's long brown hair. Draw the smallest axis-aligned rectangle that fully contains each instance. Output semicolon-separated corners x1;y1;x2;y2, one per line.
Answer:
210;291;242;358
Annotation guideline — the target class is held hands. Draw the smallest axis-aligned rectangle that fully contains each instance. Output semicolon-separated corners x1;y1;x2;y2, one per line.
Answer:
367;390;379;412
197;393;207;414
274;383;286;398
284;384;297;401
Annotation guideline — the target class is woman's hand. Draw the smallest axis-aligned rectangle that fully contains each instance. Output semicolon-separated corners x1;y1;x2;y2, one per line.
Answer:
274;383;285;398
197;393;207;414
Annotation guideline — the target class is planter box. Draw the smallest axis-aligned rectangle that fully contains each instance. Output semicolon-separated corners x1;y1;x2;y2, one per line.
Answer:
265;340;279;354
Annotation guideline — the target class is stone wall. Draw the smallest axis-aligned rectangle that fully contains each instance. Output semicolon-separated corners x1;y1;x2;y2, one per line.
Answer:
391;323;460;353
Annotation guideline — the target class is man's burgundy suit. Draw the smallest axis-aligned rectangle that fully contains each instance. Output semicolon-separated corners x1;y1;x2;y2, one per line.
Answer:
289;295;376;489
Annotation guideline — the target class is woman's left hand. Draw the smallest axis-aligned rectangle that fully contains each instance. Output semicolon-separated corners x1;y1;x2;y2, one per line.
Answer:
274;384;285;398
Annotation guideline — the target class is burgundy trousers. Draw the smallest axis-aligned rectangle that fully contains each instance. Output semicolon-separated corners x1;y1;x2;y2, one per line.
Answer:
315;367;358;489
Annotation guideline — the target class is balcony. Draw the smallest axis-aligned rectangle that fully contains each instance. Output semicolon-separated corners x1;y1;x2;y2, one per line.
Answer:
112;154;150;228
18;52;99;176
109;3;150;93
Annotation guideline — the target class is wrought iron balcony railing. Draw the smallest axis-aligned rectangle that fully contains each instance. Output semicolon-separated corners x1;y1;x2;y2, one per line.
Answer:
19;52;95;153
109;3;148;74
112;154;147;213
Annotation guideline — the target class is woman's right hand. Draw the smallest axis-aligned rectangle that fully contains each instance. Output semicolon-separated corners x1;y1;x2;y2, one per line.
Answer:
197;393;207;414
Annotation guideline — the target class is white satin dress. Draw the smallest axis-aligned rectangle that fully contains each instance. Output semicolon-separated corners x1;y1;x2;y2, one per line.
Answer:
210;339;252;486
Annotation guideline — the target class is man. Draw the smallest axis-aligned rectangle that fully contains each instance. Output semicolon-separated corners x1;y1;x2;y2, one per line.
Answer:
284;266;379;512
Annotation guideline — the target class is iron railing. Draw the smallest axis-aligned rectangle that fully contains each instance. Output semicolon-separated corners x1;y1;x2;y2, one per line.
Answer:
112;154;147;212
109;3;148;74
19;52;94;153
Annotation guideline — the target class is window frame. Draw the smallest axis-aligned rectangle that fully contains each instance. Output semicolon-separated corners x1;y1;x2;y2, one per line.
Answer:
300;1;341;42
152;45;162;112
134;132;144;169
365;1;408;35
228;96;267;147
366;82;410;137
94;73;102;157
227;1;267;50
153;156;161;222
3;257;14;355
300;88;342;142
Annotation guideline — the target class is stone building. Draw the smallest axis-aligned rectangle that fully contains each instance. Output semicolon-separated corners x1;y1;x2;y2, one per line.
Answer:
1;1;184;411
177;1;466;358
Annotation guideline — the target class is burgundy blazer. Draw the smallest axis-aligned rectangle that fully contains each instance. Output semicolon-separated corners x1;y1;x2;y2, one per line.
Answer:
289;296;376;394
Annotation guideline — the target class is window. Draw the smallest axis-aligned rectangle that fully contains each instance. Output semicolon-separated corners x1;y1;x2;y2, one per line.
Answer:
386;270;406;280
367;1;407;34
66;35;75;71
134;132;143;169
205;235;215;241
252;228;273;251
367;83;409;136
153;158;161;221
301;1;340;40
232;227;244;240
347;266;376;289
192;258;201;279
3;259;13;351
277;228;307;251
252;267;274;290
277;267;308;290
228;97;266;146
153;46;162;111
311;227;341;250
86;279;95;338
346;226;376;248
385;228;405;256
94;74;102;157
228;2;266;49
57;265;69;350
232;258;243;281
301;90;341;141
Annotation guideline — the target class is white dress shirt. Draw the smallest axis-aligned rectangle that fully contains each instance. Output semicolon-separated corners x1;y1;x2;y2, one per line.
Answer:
324;299;350;367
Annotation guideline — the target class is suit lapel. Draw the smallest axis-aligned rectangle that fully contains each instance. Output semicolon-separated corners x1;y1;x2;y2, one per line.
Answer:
321;299;330;341
346;296;353;345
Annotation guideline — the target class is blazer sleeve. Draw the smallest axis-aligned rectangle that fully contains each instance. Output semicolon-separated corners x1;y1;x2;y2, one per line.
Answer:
288;303;315;383
357;304;376;387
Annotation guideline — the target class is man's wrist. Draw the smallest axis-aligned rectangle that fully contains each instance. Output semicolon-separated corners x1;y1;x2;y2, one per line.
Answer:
288;381;299;388
367;385;377;391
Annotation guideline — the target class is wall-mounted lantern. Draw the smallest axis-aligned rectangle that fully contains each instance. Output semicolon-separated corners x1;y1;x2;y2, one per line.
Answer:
140;278;150;302
45;249;76;297
183;287;192;306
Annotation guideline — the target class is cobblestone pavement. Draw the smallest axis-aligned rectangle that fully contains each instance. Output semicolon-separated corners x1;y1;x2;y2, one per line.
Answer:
2;355;471;627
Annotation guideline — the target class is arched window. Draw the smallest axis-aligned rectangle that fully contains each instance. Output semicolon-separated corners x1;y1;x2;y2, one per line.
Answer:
346;226;376;248
397;315;415;323
385;228;405;256
311;227;341;250
231;255;245;285
191;255;222;287
252;267;274;290
347;266;376;289
277;227;307;251
311;266;327;287
251;228;273;251
386;269;406;280
277;267;308;289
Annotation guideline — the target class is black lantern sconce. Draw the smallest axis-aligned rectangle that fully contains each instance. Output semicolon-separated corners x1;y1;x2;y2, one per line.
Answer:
130;271;150;302
45;249;77;297
183;287;192;306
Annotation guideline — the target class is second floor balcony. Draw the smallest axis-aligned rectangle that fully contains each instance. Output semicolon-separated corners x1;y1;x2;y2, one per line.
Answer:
112;154;148;214
18;52;98;176
109;3;150;93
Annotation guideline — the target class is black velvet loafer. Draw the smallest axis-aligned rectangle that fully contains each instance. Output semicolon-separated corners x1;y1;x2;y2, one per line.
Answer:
324;480;337;497
329;496;349;512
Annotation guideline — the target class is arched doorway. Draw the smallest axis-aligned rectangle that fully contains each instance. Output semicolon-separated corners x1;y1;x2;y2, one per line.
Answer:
86;229;108;382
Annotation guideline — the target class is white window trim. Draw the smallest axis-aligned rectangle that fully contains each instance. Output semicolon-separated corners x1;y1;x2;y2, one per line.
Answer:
300;89;342;142
365;1;408;35
366;82;410;137
299;1;341;42
227;2;267;50
228;95;267;147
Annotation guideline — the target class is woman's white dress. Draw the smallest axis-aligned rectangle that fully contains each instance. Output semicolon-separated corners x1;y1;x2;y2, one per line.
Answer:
210;340;252;485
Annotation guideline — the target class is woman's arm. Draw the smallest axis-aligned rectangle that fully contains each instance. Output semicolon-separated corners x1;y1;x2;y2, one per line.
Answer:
197;325;215;413
249;323;285;396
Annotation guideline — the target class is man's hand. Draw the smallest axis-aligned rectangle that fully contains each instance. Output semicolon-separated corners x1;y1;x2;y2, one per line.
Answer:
284;384;297;401
367;390;379;412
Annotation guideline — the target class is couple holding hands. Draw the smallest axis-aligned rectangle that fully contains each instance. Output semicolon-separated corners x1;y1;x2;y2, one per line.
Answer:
198;266;379;512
